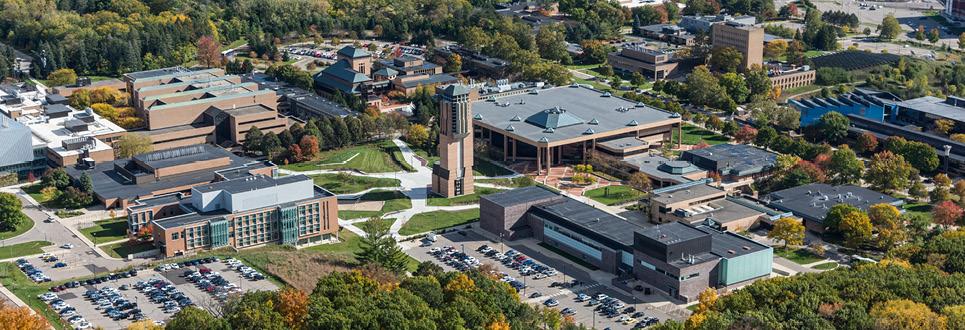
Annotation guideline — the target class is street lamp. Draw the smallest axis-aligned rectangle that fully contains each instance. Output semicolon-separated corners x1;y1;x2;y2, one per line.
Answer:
498;233;503;254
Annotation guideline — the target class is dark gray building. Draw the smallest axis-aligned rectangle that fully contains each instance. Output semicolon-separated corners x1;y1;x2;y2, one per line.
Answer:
766;183;904;233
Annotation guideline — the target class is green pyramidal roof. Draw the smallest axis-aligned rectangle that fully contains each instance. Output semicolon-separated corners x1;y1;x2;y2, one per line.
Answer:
525;106;585;129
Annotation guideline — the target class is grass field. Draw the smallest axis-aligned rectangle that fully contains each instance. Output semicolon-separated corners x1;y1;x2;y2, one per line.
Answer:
399;209;480;236
413;147;439;166
310;173;401;194
102;241;156;259
0;215;33;240
427;186;502;206
473;159;514;177
672;124;731;146
774;247;825;265
282;140;403;173
476;177;536;188
0;241;52;259
79;218;128;244
812;262;839;270
902;203;933;222
54;210;83;218
338;190;412;219
583;185;645;206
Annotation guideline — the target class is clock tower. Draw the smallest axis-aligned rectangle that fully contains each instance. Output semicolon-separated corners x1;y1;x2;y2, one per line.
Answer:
431;84;474;197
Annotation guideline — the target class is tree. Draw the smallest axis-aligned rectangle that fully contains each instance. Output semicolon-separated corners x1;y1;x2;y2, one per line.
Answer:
299;135;319;160
933;200;963;228
404;124;430;148
116;133;153;158
0;302;48;330
960;32;965;49
78;173;93;193
768;217;805;248
718;72;749;104
826;146;863;185
733;125;758;144
535;23;571;64
908;180;928;201
687;66;724;108
870;299;948;330
628;172;652;194
916;24;926;43
41;168;71;190
196;35;221;68
579;40;610;64
824;204;859;233
276;287;308;329
929;28;941;44
901;141;940;173
167;306;230;330
444;53;462;73
935;118;955;135
46;68;77;86
755;126;778;147
857;131;878;154
746;66;773;97
414;261;444;277
244;127;264;154
630;72;647;86
59;187;93;209
945;305;965;330
0;193;26;232
880;14;902;41
817;111;849;144
764;39;788;60
128;319;164;330
261;132;282;159
865;151;913;193
838;210;872;248
709;46;743;73
356;218;410;274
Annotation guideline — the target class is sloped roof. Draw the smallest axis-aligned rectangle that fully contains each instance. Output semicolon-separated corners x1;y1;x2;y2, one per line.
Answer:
525;106;585;129
337;46;371;59
441;84;470;96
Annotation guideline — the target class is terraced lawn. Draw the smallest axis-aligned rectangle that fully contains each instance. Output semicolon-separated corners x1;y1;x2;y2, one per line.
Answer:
310;173;401;194
476;177;536;188
102;240;156;259
583;185;645;206
79;218;128;244
282;140;404;173
0;241;52;259
774;247;825;265
427;186;503;206
672;124;731;146
0;215;33;240
902;203;933;222
399;209;480;236
338;190;412;220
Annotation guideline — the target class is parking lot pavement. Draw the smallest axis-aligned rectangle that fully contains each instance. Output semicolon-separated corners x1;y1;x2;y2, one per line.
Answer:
405;229;682;329
40;259;277;330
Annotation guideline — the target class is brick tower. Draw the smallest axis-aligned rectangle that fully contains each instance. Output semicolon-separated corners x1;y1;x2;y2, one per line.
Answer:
431;84;474;197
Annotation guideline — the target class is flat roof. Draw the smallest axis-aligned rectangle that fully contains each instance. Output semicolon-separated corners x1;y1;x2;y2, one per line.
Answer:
767;183;902;223
221;104;275;117
534;197;644;248
482;185;561;208
398;74;459;88
153;209;227;230
622;155;700;183
678;198;763;225
636;221;708;245
194;174;323;195
682;144;777;176
696;226;770;258
133;145;237;170
598;136;650;151
472;86;679;144
896;96;965;123
124;67;192;81
651;183;724;205
147;89;272;111
135;76;235;94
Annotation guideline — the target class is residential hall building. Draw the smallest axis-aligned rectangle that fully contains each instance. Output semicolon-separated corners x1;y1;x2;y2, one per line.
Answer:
480;186;772;302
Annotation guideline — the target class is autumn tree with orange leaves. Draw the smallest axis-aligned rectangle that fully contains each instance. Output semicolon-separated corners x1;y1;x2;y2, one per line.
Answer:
0;303;47;330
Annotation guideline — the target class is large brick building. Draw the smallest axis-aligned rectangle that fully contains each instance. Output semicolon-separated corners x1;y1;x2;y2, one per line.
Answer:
122;67;288;150
131;174;338;257
711;21;764;70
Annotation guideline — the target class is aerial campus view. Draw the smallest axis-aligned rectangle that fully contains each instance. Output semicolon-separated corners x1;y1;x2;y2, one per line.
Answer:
0;0;964;329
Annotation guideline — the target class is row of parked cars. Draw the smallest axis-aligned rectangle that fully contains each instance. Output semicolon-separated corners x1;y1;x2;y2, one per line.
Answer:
155;256;219;272
575;293;659;328
16;258;50;283
183;266;240;302
38;292;92;329
50;269;138;292
480;246;558;280
429;246;482;272
134;278;193;314
85;286;146;322
226;258;266;281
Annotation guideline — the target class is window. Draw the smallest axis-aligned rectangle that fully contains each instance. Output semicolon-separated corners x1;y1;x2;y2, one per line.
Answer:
172;233;180;240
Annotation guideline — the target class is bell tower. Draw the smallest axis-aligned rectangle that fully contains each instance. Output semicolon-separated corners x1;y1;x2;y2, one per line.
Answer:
431;84;474;197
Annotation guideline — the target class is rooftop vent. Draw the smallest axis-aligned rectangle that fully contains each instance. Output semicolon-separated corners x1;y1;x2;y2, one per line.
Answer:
602;92;612;97
529;89;539;95
473;113;483;120
539;136;549;143
510;115;522;121
588;118;599;125
583;128;595;135
636;102;646;107
627;120;639;126
505;125;516;132
670;112;681;118
543;127;555;133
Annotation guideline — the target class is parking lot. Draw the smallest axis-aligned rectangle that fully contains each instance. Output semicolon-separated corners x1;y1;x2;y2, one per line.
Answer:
35;258;278;330
406;228;687;329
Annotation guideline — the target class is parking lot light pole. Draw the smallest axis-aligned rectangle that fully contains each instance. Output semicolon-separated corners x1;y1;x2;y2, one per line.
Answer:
499;233;503;254
461;244;465;255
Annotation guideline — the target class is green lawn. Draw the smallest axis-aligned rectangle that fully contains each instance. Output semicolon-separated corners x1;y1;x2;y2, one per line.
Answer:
0;241;52;259
782;84;821;97
413;147;439;166
399;209;480;236
221;38;248;51
774;247;825;265
0;216;33;240
388;144;416;172
538;242;599;271
79;218;128;244
902;203;933;222
812;262;839;270
303;229;419;272
427;186;502;206
338;190;412;219
476;177;536;188
282;140;404;173
102;241;156;259
310;173;401;194
473;159;514;177
672;124;731;146
583;185;645;206
55;210;84;218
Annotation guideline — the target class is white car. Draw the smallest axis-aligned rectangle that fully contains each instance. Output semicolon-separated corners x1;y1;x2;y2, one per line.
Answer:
68;317;86;326
576;294;590;302
60;243;74;249
38;292;57;301
75;321;92;329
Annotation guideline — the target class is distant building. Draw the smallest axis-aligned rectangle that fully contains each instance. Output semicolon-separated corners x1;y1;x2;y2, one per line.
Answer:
434;46;510;77
0;116;44;178
0;83;45;119
647;181;765;231
766;183;903;233
765;62;816;92
134;174;338;257
18;104;126;167
711;21;764;70
66;144;275;209
374;55;442;76
680;14;757;33
637;24;697;46
945;0;965;26
680;144;777;191
608;45;684;80
789;88;898;126
248;74;354;119
596;154;706;187
480;185;773;302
